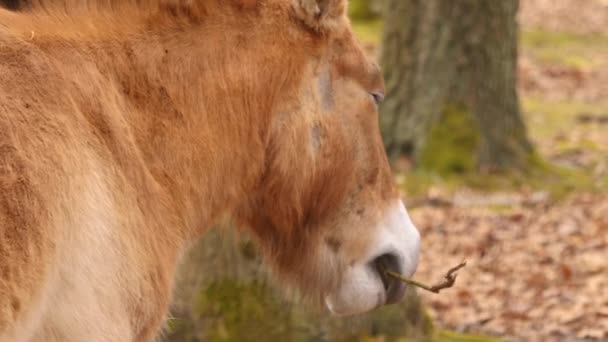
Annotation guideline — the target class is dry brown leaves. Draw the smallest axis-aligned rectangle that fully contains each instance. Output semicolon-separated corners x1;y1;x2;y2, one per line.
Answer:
409;192;608;341
518;55;608;104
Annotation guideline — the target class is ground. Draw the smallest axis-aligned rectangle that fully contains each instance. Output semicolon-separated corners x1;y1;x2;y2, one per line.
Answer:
353;0;608;340
413;194;608;341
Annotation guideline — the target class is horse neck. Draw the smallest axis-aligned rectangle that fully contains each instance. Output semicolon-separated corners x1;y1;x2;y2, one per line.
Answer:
115;25;285;235
39;13;303;236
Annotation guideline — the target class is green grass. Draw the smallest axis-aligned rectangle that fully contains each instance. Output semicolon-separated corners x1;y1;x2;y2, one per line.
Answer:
433;330;503;342
402;149;602;201
397;99;608;200
358;329;502;342
521;30;608;69
521;30;608;50
349;23;608;70
523;97;608;141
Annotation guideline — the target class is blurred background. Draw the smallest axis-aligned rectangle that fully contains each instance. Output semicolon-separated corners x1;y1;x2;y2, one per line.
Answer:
3;0;604;340
165;0;608;341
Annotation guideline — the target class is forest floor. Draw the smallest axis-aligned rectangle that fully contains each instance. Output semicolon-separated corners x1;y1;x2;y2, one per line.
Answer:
354;0;608;340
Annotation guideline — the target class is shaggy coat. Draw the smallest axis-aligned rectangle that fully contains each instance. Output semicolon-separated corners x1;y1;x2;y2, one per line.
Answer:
0;0;417;341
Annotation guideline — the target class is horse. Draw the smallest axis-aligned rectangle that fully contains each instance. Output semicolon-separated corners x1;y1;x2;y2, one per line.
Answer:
0;0;420;340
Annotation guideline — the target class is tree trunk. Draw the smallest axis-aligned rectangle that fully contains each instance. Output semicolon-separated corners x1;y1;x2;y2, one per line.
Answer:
466;1;533;170
380;0;533;171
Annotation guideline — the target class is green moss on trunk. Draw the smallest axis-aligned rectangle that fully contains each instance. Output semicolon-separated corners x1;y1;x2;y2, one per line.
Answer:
167;229;436;342
418;104;479;175
349;0;378;20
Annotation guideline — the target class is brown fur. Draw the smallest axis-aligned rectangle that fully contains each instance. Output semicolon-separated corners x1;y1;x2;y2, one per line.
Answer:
0;0;395;340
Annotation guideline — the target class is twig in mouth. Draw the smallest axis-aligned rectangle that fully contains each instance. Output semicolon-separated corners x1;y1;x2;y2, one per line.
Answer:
385;260;467;294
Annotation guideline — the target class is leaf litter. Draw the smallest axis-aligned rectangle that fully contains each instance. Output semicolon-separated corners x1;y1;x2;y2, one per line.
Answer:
409;193;608;341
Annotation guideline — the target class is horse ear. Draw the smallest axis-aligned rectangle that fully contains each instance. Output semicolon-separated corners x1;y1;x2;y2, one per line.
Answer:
292;0;348;32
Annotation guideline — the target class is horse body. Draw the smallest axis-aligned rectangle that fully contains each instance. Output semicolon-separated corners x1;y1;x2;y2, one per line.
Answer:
0;1;420;341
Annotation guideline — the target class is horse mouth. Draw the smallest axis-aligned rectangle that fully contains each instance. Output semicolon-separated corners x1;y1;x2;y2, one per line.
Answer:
373;252;406;305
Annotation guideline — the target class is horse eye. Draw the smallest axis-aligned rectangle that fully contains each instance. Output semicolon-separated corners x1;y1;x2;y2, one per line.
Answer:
370;92;384;105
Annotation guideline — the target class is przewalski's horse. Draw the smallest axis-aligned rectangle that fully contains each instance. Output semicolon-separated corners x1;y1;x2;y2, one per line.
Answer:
0;0;420;340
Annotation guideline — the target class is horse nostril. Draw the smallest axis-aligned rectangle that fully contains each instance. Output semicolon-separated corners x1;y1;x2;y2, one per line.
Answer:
372;252;400;291
371;252;406;304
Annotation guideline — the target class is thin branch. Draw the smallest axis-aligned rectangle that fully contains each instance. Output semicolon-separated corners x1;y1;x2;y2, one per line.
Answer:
386;260;467;294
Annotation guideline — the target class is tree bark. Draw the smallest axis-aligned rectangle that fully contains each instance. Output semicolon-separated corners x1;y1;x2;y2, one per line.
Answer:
380;0;533;171
466;0;533;170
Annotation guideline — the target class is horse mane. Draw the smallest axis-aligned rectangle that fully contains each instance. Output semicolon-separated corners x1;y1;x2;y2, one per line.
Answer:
2;0;255;22
0;0;272;39
10;0;211;10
